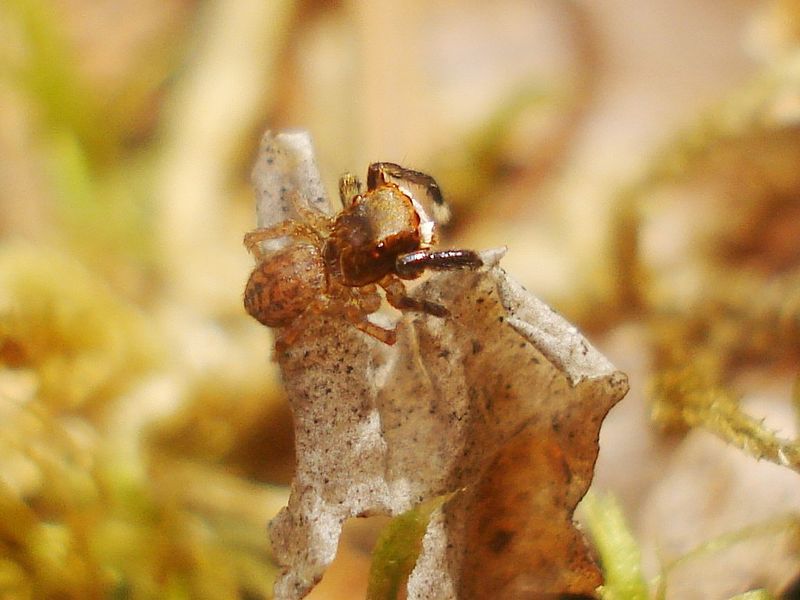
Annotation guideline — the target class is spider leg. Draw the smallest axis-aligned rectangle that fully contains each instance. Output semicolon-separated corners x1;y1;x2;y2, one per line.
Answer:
338;173;364;207
273;294;397;348
329;285;397;345
288;191;332;235
244;221;319;259
272;294;331;353
350;284;382;313
344;307;397;345
318;282;395;345
395;248;483;279
380;274;449;318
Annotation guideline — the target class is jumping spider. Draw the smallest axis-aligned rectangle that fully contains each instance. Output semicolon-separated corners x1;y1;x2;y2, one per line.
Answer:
244;162;483;347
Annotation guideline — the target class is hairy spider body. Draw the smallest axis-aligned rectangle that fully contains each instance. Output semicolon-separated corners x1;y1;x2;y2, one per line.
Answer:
244;163;482;346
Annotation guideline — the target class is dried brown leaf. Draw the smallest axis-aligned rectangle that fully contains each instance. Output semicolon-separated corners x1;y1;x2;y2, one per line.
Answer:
251;132;629;599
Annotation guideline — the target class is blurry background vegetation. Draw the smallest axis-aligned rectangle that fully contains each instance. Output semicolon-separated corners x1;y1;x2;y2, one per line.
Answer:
1;0;800;598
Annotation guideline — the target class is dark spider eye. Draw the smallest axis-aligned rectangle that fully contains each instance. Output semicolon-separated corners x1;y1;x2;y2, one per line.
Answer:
427;182;444;206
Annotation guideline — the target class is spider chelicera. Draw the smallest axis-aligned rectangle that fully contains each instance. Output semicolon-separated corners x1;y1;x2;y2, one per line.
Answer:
243;162;483;347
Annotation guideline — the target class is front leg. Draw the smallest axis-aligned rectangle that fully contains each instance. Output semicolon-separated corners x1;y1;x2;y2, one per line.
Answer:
395;248;483;279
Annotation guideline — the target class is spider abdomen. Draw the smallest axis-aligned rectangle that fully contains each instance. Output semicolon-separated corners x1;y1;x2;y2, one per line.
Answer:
244;243;325;327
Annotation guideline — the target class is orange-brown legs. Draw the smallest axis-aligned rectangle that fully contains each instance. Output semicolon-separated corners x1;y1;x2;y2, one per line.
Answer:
379;274;449;317
244;221;320;259
343;305;397;345
338;173;364;208
274;285;398;349
292;205;332;236
337;285;397;345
